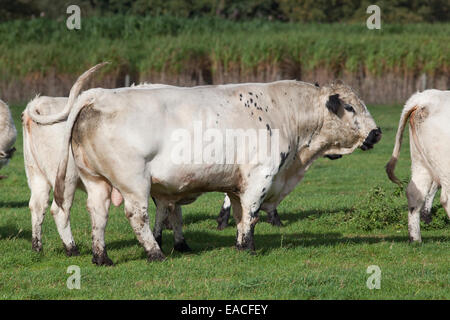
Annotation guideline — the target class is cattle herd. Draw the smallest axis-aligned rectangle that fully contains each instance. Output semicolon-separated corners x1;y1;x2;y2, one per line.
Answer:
0;62;448;266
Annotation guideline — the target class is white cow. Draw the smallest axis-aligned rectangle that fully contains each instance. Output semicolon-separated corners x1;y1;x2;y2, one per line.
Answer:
23;64;182;256
0;99;17;175
386;89;450;242
48;63;380;265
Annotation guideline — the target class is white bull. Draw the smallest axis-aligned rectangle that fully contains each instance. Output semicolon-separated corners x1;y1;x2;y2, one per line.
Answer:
23;64;181;256
0;99;17;175
52;64;381;265
386;89;450;242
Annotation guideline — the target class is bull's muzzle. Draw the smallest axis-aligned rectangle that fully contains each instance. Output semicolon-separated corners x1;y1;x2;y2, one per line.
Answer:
325;154;342;160
361;127;382;151
0;147;16;160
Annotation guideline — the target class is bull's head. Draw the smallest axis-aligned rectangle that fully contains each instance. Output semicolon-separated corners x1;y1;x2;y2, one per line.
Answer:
320;81;381;155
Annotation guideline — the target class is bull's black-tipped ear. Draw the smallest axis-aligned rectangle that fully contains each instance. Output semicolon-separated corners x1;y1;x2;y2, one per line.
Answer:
326;94;341;115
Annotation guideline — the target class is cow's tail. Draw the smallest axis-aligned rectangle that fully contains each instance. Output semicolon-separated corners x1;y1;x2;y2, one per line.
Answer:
53;62;108;207
29;62;108;125
386;97;419;186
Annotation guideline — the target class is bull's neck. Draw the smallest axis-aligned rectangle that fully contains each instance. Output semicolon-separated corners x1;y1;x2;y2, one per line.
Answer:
280;83;323;153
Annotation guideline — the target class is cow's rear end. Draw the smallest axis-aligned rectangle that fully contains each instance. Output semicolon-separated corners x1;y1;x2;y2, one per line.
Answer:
387;89;450;242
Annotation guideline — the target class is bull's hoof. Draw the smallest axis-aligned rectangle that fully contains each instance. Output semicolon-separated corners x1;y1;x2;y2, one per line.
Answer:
235;237;255;252
267;215;283;227
217;220;229;230
92;253;114;266
174;240;192;253
147;250;166;262
235;243;256;253
420;210;433;224
65;245;80;257
31;238;42;252
408;236;422;244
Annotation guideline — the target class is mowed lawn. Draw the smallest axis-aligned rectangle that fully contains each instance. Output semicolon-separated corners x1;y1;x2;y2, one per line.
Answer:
0;104;448;299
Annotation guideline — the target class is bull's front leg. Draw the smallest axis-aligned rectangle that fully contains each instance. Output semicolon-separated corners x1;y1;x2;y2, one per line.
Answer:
216;193;232;230
234;181;271;252
235;202;259;252
266;209;282;226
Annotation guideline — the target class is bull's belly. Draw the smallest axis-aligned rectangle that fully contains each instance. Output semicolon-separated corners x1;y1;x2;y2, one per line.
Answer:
148;160;242;203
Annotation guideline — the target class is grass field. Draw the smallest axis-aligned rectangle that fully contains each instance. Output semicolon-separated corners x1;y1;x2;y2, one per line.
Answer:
0;103;448;299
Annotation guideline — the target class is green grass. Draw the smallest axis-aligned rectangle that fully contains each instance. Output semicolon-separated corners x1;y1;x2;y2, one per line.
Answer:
0;104;448;299
0;17;448;79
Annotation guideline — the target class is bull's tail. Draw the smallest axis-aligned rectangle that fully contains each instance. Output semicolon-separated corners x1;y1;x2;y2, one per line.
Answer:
53;62;108;207
386;96;419;185
29;62;108;125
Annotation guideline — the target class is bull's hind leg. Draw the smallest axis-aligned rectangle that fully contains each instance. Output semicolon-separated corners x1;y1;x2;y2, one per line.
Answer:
420;181;439;224
28;175;50;252
121;175;165;262
439;185;450;220
153;198;170;248
49;181;79;256
153;199;190;253
168;204;191;252
406;163;433;243
217;194;232;230
266;209;282;226
79;173;113;266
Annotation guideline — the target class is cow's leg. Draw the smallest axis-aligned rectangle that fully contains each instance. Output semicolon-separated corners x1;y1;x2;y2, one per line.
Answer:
121;176;165;262
153;198;170;249
233;188;264;252
420;181;439;224
217;193;232;230
28;176;50;252
79;173;113;266
49;202;78;256
406;164;433;243
49;175;79;256
266;209;282;226
439;186;450;220
168;204;191;252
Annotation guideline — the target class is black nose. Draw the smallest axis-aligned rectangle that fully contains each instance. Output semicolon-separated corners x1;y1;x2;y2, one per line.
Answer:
325;154;342;160
361;127;382;151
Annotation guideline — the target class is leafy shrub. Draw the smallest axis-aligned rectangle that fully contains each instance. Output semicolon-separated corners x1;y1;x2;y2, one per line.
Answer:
350;185;407;231
348;184;450;231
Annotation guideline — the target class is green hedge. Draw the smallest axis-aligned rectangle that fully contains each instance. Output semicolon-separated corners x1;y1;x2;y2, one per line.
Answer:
0;16;448;79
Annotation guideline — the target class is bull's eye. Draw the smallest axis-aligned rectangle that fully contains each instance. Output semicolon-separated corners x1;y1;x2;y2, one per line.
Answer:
344;104;355;113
